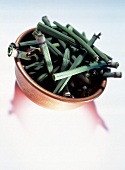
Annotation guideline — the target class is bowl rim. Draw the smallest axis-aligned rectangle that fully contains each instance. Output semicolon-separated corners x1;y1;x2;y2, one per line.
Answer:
15;27;107;103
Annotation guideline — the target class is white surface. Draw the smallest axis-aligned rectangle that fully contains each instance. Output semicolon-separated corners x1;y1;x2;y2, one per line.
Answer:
0;0;125;169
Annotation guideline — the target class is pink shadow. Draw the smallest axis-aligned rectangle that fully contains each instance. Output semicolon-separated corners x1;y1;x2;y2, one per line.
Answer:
10;82;108;131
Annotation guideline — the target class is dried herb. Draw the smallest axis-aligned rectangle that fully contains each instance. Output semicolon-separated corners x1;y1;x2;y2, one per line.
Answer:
8;16;122;99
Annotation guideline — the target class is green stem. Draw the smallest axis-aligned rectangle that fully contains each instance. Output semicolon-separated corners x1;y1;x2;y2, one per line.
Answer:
37;22;77;47
54;21;99;61
53;60;106;81
33;30;53;74
53;54;85;94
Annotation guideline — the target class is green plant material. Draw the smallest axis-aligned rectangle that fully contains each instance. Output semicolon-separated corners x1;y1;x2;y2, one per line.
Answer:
46;39;63;57
84;72;91;77
58;39;67;49
8;43;18;57
65;24;112;63
53;53;85;94
102;52;112;61
107;61;119;68
8;16;122;99
68;55;76;66
52;43;60;47
87;33;101;47
30;46;40;51
82;32;87;39
37;22;77;47
93;47;111;63
26;51;39;61
81;31;112;62
53;60;106;81
19;40;37;46
42;16;51;27
67;25;74;32
47;37;53;41
52;26;58;29
33;30;53;74
37;73;48;82
71;55;77;61
54;21;99;61
42;16;67;49
37;65;60;83
70;46;78;54
34;62;45;70
60;48;70;71
25;62;40;70
102;72;122;78
66;24;87;41
28;71;37;75
18;51;31;60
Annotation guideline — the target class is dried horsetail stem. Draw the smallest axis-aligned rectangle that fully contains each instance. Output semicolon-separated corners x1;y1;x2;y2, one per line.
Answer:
37;22;77;47
28;39;64;58
42;16;51;27
66;24;112;63
46;39;63;57
82;32;87;38
36;65;60;83
53;21;99;61
102;72;122;78
60;48;70;71
87;33;101;47
42;16;67;49
52;43;60;47
66;24;88;42
19;40;37;47
30;46;40;51
33;30;53;74
52;60;106;81
107;61;119;68
24;62;40;70
18;51;32;60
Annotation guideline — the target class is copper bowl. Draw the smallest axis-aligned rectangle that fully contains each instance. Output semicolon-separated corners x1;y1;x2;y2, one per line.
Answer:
14;28;107;111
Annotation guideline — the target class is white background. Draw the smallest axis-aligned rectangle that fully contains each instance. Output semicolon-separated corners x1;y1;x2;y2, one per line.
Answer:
0;0;125;169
